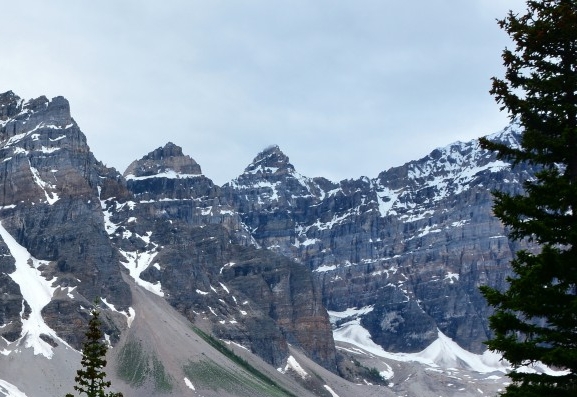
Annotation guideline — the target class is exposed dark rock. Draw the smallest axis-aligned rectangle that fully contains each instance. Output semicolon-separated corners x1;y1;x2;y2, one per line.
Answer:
0;91;541;389
103;142;337;370
223;126;534;353
124;142;202;178
0;92;131;349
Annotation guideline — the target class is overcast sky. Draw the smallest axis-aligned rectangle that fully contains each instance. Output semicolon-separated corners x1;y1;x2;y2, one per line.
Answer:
1;1;526;185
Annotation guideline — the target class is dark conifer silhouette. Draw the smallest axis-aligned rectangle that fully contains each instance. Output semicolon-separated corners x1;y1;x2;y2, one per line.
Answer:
480;0;577;395
66;305;123;397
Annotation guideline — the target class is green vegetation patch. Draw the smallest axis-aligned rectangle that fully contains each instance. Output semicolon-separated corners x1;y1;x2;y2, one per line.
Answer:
183;359;237;392
117;339;148;387
183;359;291;397
352;358;387;385
152;355;174;392
189;327;297;397
116;339;174;392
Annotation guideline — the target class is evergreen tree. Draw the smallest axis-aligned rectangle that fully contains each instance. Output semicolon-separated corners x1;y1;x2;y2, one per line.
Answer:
479;0;577;395
66;306;123;397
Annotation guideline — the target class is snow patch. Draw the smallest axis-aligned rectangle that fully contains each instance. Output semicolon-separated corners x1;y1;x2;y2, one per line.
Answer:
219;262;235;274
313;264;337;273
323;385;340;397
118;250;164;297
279;356;308;379
224;340;249;351
28;162;59;205
415;225;441;238
328;306;374;325
49;135;66;142
415;330;506;373
100;201;118;235
333;319;509;374
0;379;28;397
444;272;460;284
183;377;195;390
3;132;29;147
61;286;76;299
374;185;400;217
0;222;72;358
101;298;136;328
126;307;136;328
219;283;230;294
247;165;279;175
38;146;60;154
125;170;202;180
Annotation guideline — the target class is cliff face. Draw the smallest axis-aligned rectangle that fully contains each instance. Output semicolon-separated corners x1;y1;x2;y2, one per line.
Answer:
223;126;533;353
0;91;336;372
0;90;542;396
0;92;130;349
103;142;337;370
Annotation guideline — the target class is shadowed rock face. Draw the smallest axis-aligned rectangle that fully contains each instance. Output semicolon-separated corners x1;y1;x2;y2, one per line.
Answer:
0;241;25;342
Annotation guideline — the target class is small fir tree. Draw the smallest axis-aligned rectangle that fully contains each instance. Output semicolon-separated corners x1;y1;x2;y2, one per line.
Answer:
66;306;123;397
479;0;577;396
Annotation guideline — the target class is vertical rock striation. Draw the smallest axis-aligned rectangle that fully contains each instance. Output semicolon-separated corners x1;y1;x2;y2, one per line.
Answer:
223;126;534;353
0;91;131;348
104;142;337;370
0;90;540;382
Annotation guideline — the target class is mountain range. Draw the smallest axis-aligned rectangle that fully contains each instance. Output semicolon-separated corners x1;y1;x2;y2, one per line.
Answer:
0;91;541;396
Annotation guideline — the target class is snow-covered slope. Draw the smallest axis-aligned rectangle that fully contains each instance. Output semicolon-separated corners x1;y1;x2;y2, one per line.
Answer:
0;222;74;358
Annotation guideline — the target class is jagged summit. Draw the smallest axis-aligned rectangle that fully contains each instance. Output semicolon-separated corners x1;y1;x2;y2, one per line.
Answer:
0;92;94;207
375;124;522;193
0;92;74;133
244;144;295;175
0;90;16;99
0;91;542;396
0;91;131;361
0;91;21;120
225;143;322;213
123;142;202;180
142;141;184;159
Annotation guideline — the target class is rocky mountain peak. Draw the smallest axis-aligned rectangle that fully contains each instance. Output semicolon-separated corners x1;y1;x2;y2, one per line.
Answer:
0;91;131;362
0;92;95;208
22;95;49;112
225;143;322;211
144;141;184;159
0;91;22;121
0;93;74;140
29;95;72;124
0;90;17;101
123;142;202;179
0;91;546;397
244;144;295;175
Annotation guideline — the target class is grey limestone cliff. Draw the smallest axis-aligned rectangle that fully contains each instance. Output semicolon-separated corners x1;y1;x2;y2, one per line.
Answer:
0;91;131;348
0;90;542;397
223;127;534;354
104;142;337;370
0;91;337;373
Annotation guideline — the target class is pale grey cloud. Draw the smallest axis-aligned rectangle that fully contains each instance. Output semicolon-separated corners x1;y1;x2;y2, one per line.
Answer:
1;0;526;184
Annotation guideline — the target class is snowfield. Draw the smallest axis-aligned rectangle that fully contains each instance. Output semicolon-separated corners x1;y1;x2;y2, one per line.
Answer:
0;222;73;358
